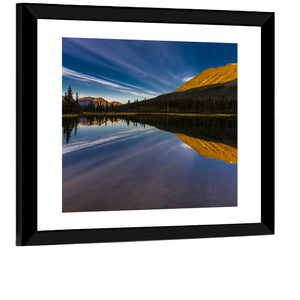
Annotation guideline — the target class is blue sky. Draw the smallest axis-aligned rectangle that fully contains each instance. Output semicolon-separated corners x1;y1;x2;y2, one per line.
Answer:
62;38;237;103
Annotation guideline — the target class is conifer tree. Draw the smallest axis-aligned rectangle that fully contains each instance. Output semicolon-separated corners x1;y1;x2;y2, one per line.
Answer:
67;86;73;102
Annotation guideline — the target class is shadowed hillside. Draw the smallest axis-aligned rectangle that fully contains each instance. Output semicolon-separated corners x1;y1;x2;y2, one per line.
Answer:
150;79;237;104
114;79;237;114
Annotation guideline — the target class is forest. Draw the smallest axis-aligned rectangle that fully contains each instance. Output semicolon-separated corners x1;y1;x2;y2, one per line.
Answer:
63;82;237;115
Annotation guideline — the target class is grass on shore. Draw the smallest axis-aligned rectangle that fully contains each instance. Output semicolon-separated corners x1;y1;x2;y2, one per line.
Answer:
62;112;237;118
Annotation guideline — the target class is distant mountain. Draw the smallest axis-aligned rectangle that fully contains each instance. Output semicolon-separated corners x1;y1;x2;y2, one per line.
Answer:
78;97;121;107
129;63;238;113
114;79;237;114
93;97;107;107
77;97;96;107
176;63;237;92
150;79;237;103
110;101;122;107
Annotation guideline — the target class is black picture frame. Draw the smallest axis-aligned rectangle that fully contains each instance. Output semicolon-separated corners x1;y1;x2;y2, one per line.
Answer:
16;3;274;246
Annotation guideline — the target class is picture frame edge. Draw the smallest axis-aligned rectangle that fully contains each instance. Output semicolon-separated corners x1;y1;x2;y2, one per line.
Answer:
16;3;275;246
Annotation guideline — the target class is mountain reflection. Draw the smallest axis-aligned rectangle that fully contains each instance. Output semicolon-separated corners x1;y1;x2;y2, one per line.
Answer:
78;117;121;126
62;114;237;164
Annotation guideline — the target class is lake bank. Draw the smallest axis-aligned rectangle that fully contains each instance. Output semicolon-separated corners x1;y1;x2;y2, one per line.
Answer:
62;112;237;118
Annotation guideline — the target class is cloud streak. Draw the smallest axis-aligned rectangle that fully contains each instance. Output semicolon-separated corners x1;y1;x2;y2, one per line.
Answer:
63;127;156;154
63;67;158;99
182;76;194;82
63;67;129;90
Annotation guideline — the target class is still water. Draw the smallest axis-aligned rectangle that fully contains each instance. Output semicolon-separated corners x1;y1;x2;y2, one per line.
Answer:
62;115;237;212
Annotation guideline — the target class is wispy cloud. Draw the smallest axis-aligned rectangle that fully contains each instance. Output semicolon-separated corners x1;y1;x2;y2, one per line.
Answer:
63;67;158;99
69;39;176;88
63;67;127;90
182;76;194;82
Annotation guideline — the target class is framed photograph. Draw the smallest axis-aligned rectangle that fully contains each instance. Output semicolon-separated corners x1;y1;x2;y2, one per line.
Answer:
16;3;274;246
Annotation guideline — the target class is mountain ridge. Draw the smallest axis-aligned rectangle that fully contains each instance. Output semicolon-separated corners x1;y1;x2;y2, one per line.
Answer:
149;79;237;103
78;96;121;107
176;63;237;92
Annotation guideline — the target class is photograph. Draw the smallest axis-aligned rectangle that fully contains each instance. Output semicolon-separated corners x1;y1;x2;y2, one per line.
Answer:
62;38;238;213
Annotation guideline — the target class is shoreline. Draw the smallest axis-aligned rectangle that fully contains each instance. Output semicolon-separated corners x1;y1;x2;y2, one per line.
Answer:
62;112;237;118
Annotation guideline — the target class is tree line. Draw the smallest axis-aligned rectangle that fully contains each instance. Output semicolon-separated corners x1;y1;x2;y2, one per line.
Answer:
113;96;237;114
63;86;121;114
63;85;237;115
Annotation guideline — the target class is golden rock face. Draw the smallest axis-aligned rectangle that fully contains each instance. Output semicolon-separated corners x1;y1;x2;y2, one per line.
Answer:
175;63;238;92
78;97;121;107
174;133;237;164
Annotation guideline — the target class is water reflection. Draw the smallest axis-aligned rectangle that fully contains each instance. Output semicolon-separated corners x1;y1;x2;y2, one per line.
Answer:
63;114;237;164
62;114;237;212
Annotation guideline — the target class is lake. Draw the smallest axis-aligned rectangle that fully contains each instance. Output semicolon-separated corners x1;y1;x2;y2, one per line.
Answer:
62;115;237;212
